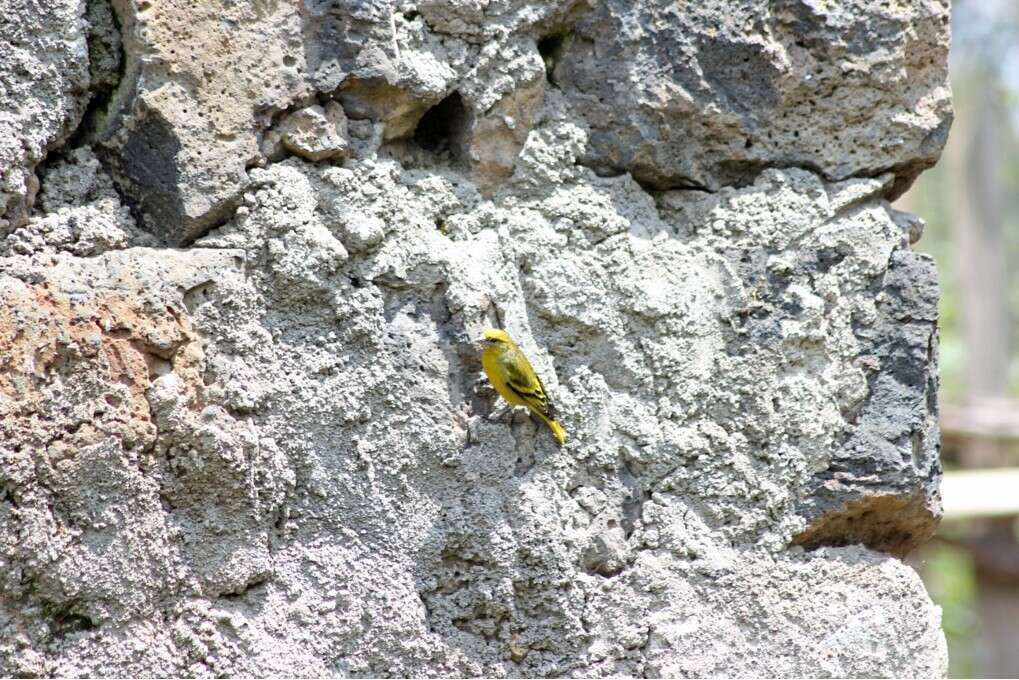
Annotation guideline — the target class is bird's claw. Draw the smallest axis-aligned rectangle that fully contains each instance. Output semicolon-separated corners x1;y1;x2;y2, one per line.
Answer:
488;403;512;422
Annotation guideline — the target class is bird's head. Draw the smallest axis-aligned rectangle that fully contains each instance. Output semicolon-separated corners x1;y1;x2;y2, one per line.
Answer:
481;328;512;347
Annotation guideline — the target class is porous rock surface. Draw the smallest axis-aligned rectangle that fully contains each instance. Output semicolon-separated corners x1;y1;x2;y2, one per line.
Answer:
0;0;91;232
0;0;949;677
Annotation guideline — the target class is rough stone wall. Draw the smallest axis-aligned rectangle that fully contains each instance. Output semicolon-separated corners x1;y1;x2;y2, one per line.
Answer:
0;0;950;676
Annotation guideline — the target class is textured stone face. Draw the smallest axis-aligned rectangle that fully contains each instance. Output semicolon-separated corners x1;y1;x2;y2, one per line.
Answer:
272;103;352;163
0;0;948;677
3;0;949;242
554;0;953;195
0;0;90;233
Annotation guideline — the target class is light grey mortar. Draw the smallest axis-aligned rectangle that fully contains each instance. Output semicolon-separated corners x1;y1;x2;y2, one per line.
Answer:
0;1;949;677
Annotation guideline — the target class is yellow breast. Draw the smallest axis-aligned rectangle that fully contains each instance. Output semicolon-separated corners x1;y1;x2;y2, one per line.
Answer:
481;347;528;408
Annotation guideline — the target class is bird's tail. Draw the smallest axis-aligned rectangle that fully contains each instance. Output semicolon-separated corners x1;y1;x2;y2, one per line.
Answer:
543;417;566;446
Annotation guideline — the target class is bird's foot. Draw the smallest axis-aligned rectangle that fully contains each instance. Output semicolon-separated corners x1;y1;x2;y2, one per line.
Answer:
488;403;512;422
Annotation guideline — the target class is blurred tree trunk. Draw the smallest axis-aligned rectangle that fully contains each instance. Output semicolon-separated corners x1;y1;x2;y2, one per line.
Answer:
945;68;1019;679
948;72;1013;466
965;519;1019;677
973;580;1019;675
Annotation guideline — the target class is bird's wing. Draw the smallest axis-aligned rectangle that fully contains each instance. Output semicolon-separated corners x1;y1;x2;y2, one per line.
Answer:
504;358;557;419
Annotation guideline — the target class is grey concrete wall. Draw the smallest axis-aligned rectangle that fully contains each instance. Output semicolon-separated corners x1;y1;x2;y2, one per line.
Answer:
0;0;950;676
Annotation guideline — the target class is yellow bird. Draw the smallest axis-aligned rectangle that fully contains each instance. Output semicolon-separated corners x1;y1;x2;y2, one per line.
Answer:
480;328;566;445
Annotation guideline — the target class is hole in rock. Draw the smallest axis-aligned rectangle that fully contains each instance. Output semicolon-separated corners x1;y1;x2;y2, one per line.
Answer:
537;33;569;84
47;604;97;637
412;91;467;158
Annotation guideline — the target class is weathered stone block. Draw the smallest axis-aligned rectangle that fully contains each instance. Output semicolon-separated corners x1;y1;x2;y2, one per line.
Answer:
0;0;950;676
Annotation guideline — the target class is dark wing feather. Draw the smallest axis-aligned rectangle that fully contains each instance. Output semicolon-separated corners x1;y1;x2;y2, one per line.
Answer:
504;359;557;419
